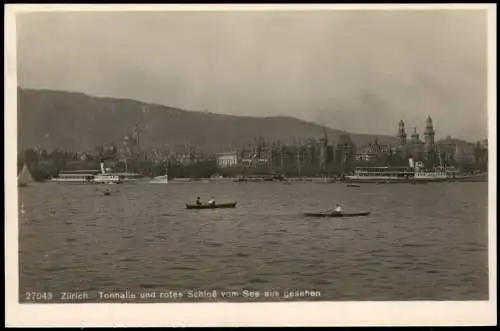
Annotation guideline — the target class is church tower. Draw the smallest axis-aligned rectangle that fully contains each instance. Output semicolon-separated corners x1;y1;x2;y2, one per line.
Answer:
398;120;407;146
424;116;436;160
411;127;420;144
424;116;435;147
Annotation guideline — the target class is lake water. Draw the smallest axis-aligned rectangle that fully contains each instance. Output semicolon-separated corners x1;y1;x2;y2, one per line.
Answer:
18;181;489;302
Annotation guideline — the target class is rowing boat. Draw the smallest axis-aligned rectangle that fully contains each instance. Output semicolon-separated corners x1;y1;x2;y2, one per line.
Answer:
186;202;237;209
303;211;370;218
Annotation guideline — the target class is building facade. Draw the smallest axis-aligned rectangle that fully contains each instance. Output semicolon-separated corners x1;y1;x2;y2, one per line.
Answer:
216;152;239;168
334;134;356;164
233;131;341;175
395;118;438;162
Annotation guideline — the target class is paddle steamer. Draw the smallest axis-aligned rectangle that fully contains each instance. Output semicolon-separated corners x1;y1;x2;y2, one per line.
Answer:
50;162;142;184
346;158;458;183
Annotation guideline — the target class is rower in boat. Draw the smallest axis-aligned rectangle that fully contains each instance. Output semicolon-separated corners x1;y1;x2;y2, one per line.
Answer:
195;197;202;206
303;202;371;217
303;210;370;218
323;204;343;215
207;198;216;207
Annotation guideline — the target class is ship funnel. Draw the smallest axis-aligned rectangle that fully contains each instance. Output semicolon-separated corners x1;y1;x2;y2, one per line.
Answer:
408;157;415;168
100;162;106;174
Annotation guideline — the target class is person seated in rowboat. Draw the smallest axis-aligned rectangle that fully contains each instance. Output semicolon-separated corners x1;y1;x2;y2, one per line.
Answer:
195;197;202;206
334;204;342;213
208;198;216;206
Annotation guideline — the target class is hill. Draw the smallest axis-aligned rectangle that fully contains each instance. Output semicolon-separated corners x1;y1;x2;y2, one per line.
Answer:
17;88;397;152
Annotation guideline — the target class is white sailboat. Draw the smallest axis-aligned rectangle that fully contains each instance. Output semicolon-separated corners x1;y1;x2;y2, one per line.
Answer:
18;163;34;187
149;175;168;184
149;164;169;184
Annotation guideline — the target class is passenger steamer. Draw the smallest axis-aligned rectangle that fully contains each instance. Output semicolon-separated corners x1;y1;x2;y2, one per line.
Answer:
50;162;142;184
345;157;458;184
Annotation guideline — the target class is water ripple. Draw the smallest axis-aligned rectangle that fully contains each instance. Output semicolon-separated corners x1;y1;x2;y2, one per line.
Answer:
18;182;488;301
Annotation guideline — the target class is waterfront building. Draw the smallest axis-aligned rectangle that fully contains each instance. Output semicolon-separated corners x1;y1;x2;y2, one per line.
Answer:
407;127;425;160
410;126;420;144
299;138;317;170
435;142;457;164
334;134;356;164
317;129;334;171
216;151;239;168
474;141;488;170
236;131;348;175
169;145;213;166
355;146;379;163
318;130;328;170
394;120;424;161
356;138;392;164
396;117;438;163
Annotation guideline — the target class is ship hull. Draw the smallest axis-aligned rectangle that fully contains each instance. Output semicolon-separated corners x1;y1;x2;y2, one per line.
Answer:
345;176;450;184
345;177;409;184
49;179;124;184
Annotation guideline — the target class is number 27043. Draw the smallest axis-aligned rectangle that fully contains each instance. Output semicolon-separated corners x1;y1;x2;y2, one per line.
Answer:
25;292;53;301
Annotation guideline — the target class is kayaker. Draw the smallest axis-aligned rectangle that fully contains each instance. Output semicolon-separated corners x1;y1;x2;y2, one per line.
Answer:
196;197;202;206
208;198;216;206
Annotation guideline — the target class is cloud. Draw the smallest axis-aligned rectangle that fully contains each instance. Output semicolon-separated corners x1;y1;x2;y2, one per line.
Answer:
17;9;489;141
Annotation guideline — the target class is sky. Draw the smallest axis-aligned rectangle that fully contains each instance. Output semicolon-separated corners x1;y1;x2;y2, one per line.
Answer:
16;7;490;141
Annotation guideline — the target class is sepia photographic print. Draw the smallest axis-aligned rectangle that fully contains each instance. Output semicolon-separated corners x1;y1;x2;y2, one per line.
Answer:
5;4;496;327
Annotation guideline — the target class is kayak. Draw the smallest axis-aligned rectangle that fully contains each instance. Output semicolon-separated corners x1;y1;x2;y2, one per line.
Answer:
186;202;237;209
303;211;370;218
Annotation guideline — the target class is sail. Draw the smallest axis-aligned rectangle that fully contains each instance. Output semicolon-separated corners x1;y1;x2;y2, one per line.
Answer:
18;163;34;185
149;175;168;184
149;167;168;184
